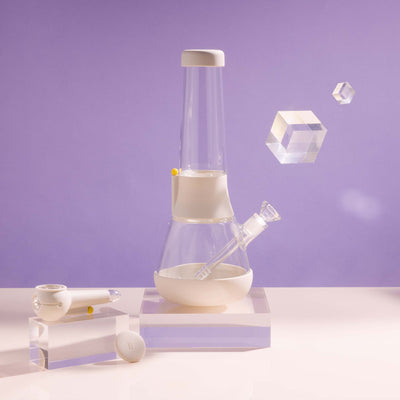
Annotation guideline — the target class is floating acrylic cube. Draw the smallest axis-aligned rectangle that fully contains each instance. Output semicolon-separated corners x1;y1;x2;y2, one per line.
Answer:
139;287;270;349
266;110;327;164
332;82;355;104
29;307;129;369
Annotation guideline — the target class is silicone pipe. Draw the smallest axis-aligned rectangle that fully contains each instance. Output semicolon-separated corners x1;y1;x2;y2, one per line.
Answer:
32;284;121;321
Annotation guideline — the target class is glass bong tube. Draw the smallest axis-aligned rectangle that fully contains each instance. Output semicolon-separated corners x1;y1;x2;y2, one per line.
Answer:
154;50;279;307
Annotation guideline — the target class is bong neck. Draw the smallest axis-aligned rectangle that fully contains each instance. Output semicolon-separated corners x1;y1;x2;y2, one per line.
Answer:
180;66;227;174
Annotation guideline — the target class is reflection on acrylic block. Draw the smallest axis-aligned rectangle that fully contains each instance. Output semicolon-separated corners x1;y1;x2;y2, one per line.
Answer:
29;308;129;369
332;82;355;104
266;110;327;164
140;287;270;349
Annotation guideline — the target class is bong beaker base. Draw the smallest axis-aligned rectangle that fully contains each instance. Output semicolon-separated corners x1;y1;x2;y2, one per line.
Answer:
155;197;280;306
155;202;253;306
154;264;253;307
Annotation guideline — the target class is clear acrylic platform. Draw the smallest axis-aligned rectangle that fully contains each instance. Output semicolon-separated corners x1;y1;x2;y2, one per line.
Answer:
29;307;129;369
139;287;271;349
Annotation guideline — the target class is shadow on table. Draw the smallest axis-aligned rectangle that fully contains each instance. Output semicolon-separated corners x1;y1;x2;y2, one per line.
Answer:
0;348;42;378
92;347;258;367
378;287;400;300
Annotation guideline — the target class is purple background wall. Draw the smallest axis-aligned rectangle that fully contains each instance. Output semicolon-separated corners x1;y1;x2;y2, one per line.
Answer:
1;0;399;287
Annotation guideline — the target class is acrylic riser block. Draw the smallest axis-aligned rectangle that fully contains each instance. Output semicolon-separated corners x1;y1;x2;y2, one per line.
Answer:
29;307;129;369
139;287;270;349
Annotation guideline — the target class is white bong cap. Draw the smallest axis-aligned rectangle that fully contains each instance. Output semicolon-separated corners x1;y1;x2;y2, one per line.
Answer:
181;49;225;67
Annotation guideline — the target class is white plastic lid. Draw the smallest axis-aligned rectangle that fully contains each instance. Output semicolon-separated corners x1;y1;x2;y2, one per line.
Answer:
115;331;146;363
181;49;225;67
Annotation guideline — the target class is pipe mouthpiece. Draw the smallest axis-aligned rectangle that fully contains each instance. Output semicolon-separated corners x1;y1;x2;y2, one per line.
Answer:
108;289;121;302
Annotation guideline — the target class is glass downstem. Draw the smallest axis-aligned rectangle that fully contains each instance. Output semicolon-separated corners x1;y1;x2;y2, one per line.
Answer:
195;237;239;280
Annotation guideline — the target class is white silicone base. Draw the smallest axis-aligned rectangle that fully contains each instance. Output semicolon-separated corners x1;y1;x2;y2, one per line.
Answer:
154;263;253;307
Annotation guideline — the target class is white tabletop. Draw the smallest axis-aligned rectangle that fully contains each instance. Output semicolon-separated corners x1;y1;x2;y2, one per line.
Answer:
0;288;399;399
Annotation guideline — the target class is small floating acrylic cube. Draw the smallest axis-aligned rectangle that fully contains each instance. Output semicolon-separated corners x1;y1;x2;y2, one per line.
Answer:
139;287;271;349
29;307;129;369
332;82;355;104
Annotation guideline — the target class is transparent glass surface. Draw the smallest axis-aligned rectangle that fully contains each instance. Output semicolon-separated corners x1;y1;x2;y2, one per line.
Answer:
332;81;355;104
158;218;250;278
180;67;226;172
139;287;270;349
29;307;129;369
266;110;327;164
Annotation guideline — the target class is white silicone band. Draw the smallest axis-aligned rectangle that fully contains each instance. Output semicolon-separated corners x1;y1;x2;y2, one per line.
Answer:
172;173;234;222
